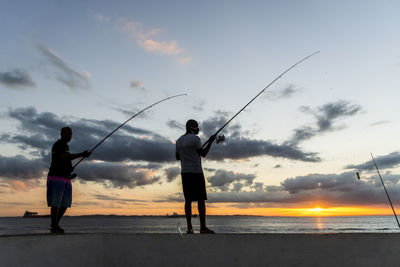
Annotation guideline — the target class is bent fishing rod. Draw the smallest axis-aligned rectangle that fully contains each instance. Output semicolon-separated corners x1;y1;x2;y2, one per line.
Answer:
71;93;187;173
370;153;400;229
202;51;320;148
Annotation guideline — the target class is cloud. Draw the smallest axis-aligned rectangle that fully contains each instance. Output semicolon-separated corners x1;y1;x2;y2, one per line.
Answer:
313;100;362;132
192;99;206;112
209;138;320;162
164;167;180;182
0;155;47;180
369;120;391;127
178;56;192;64
94;13;111;23
287;100;362;145
266;84;299;101
208;169;256;192
36;44;90;90
119;19;184;55
199;113;321;162
130;80;145;90
167;120;184;130
345;152;400;171
2;107;175;163
0;154;45;191
162;170;400;206
93;194;146;204
0;69;36;89
138;39;183;55
75;162;161;189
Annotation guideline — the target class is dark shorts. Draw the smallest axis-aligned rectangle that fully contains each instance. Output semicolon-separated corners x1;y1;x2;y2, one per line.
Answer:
47;176;72;207
181;172;207;201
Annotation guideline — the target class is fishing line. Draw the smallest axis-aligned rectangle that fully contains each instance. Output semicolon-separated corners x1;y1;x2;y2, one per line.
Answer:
71;93;187;174
52;94;186;233
177;222;209;258
202;51;320;148
370;153;400;229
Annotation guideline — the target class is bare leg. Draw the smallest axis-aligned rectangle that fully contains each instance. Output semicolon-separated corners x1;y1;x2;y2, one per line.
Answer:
50;206;58;229
57;207;67;224
50;206;66;233
198;200;215;234
198;200;206;229
185;201;193;233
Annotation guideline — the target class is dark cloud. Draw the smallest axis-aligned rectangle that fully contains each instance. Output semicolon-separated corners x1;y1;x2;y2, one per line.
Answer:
74;162;161;189
208;169;256;191
287;100;362;145
93;193;147;204
209;137;320;162
162;170;400;206
2;107;175;163
266;84;299;101
0;107;177;188
0;70;36;89
0;155;47;180
167;120;184;130
164;167;180;182
200;113;321;162
285;126;316;146
345;152;400;171
313;100;362;132
36;44;90;90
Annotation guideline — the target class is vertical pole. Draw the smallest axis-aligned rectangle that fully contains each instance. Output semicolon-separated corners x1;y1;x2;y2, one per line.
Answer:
371;153;400;229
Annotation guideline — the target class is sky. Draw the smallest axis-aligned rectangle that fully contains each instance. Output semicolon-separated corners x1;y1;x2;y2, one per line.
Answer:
1;0;400;217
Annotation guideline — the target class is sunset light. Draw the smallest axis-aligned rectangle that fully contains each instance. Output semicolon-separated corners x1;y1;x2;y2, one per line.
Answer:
1;1;400;220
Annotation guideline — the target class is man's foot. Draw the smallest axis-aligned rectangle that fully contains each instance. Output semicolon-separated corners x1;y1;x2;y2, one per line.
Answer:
50;225;64;234
186;226;194;234
200;227;215;234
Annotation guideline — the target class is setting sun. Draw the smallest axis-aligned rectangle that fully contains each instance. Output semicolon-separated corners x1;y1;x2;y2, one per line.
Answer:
308;207;325;213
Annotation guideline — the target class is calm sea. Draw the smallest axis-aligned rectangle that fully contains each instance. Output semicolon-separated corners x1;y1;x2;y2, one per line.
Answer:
0;215;398;235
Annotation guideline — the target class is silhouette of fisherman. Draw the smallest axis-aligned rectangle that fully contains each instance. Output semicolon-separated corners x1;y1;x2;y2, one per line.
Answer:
176;120;216;234
47;127;90;234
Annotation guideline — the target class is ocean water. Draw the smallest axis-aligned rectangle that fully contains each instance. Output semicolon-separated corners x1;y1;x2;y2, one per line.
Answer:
0;215;398;236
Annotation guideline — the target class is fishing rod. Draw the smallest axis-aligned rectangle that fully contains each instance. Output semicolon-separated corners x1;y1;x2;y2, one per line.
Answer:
71;93;187;175
202;51;320;148
370;153;400;229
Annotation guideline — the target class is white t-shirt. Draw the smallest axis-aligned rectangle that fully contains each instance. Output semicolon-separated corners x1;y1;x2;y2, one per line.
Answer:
176;133;203;174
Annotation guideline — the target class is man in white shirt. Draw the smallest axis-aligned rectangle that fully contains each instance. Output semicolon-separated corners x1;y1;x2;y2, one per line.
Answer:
176;119;216;234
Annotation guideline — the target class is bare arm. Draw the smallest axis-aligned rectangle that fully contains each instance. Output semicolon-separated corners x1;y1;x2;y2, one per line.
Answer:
197;134;216;157
60;150;91;160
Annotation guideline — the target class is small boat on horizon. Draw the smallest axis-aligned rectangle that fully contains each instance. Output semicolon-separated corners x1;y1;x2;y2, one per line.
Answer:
23;210;50;218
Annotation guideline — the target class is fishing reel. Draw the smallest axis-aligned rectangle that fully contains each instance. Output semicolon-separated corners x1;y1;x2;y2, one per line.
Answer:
69;173;77;180
216;135;225;144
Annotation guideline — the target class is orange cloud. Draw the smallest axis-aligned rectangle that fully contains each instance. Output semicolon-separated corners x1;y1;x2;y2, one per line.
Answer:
119;18;184;55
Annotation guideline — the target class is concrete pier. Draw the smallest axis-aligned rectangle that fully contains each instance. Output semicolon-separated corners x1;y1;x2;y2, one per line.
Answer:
1;233;400;266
